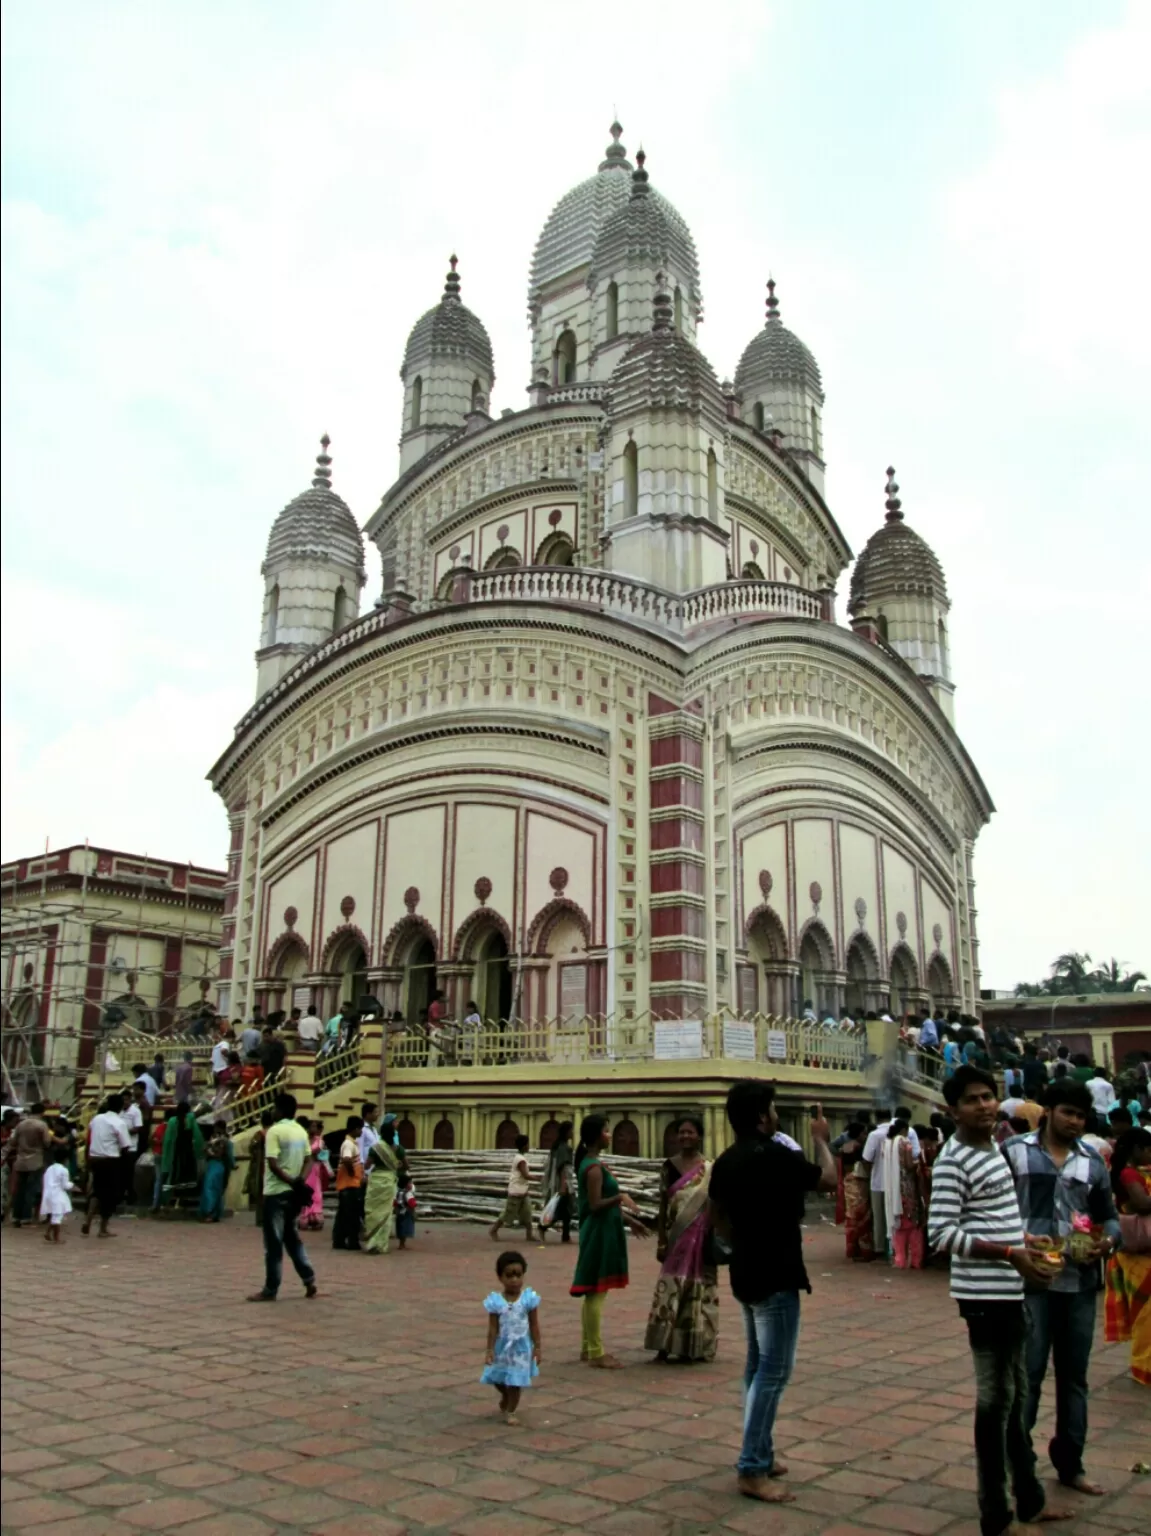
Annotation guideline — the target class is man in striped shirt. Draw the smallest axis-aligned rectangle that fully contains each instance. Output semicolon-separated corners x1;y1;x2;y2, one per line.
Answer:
928;1066;1070;1536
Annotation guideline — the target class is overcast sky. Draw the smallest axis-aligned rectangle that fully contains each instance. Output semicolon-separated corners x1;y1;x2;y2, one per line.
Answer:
2;1;1147;991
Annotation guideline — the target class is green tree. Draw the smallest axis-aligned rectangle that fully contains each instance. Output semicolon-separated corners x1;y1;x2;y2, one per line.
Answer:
1013;952;1148;997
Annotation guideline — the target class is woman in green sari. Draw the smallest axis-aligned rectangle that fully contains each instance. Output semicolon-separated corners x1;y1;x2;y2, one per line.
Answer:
363;1115;401;1253
160;1102;204;1208
570;1114;648;1367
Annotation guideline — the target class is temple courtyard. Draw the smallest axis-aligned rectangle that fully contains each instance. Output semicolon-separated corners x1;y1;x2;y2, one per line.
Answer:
1;1215;1147;1536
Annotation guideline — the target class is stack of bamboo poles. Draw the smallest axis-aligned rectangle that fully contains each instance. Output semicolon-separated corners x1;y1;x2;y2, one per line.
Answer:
404;1149;664;1225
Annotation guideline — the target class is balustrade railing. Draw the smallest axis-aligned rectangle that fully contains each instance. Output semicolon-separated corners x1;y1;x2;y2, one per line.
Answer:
314;1036;362;1096
224;1067;292;1133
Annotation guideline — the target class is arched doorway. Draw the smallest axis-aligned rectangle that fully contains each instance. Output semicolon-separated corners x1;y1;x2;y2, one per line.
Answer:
746;906;789;1015
612;1119;639;1157
495;1116;520;1149
799;922;836;1018
432;1114;455;1149
475;928;513;1024
928;954;955;1014
889;944;919;1021
331;940;368;1013
404;936;437;1024
397;1117;416;1150
844;934;880;1019
538;1118;560;1151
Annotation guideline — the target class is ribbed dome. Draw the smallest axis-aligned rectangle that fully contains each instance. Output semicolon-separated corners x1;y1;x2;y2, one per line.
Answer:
850;469;947;608
530;123;694;298
607;282;725;423
264;437;366;579
589;150;701;302
734;279;823;398
401;257;494;378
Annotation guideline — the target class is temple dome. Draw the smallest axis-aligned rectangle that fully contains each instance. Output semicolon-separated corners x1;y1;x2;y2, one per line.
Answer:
734;279;822;398
264;437;366;579
607;281;725;422
850;468;947;608
401;257;493;378
530;123;695;299
589;149;701;302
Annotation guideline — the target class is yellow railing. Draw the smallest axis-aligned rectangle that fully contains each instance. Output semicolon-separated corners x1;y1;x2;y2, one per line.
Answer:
314;1037;362;1096
222;1067;292;1133
386;1011;867;1073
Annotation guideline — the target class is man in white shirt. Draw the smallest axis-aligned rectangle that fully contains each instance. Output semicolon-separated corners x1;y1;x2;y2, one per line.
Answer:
1087;1069;1116;1120
296;1008;323;1051
84;1094;132;1237
211;1030;234;1081
861;1108;921;1258
132;1063;159;1107
357;1102;380;1169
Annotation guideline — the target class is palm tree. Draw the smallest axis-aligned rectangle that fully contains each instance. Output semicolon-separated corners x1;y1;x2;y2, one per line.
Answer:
1091;958;1148;993
1048;952;1093;994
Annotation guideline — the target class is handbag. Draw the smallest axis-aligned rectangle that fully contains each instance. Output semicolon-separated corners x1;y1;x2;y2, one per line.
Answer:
1119;1211;1151;1253
540;1193;562;1227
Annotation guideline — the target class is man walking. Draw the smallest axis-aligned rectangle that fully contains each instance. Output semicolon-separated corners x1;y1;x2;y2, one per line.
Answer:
248;1092;318;1301
928;1065;1070;1536
861;1107;920;1258
10;1102;54;1227
708;1081;836;1505
83;1094;132;1237
1001;1079;1118;1500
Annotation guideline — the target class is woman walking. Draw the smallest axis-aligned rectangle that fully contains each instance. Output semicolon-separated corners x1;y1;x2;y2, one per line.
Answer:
297;1120;330;1233
160;1102;204;1209
643;1117;719;1362
881;1119;925;1269
539;1121;575;1243
569;1115;648;1368
843;1132;875;1261
363;1125;402;1253
199;1119;235;1221
1104;1128;1151;1386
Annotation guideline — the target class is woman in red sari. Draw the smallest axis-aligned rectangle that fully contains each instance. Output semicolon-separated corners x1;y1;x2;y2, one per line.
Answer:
1105;1128;1151;1387
841;1122;874;1261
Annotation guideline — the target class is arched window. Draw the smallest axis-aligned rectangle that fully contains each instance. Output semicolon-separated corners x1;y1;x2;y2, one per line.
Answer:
495;1116;520;1149
554;330;576;385
741;561;765;580
876;611;889;643
410;375;422;429
433;1114;455;1150
471;379;484;412
612;1119;640;1157
484;546;522;571
332;585;346;632
707;447;718;518
534;531;575;567
937;619;950;679
674;286;683;331
605;281;619;340
266;584;279;645
623;439;638;519
753;402;765;433
810;405;822;457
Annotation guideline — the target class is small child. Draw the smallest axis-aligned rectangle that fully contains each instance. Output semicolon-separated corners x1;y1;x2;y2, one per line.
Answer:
40;1148;74;1242
481;1250;541;1425
489;1134;533;1243
394;1172;417;1250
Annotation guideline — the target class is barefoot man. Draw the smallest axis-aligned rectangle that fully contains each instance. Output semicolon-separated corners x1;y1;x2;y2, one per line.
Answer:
928;1065;1071;1535
708;1081;837;1505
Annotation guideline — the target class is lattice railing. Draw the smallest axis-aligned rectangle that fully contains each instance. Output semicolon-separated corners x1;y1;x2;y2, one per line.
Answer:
313;1037;362;1096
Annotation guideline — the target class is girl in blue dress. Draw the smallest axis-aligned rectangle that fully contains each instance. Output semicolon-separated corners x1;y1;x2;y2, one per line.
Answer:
481;1250;542;1424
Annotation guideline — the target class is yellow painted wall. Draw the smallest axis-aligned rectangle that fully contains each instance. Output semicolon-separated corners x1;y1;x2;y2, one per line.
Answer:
267;854;318;953
322;823;379;940
524;811;595;934
740;822;787;934
882;842;919;959
793;818;835;931
381;805;447;938
838;823;879;940
452;803;517;939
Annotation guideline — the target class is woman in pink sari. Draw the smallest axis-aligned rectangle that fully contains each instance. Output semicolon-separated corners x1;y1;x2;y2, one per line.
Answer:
643;1117;719;1362
296;1119;330;1232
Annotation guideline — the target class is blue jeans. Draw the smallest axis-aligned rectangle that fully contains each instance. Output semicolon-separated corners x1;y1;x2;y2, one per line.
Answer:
261;1192;316;1297
738;1291;800;1478
1024;1289;1096;1483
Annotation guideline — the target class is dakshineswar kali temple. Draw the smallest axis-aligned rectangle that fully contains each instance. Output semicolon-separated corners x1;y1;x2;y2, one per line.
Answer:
208;123;991;1155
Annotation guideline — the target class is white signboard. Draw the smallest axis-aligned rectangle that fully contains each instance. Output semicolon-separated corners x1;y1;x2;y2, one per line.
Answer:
766;1029;788;1062
292;987;311;1013
722;1021;757;1061
653;1020;703;1060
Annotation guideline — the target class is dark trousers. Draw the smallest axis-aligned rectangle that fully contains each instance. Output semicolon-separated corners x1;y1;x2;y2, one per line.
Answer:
333;1187;362;1249
120;1151;138;1205
13;1168;43;1223
261;1192;315;1296
553;1193;574;1241
1024;1288;1096;1483
89;1159;121;1223
959;1300;1045;1536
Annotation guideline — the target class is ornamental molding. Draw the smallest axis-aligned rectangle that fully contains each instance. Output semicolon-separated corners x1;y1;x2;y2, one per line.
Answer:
380;912;439;966
524;896;593;956
426;479;579;548
724;490;813;575
319;922;372;972
451;905;513;963
263;928;311;977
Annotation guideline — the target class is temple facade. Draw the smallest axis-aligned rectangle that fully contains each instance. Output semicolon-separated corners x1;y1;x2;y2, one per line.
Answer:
208;123;992;1057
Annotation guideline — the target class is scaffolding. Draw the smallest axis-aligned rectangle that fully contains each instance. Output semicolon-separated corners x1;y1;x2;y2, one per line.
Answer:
1;841;224;1106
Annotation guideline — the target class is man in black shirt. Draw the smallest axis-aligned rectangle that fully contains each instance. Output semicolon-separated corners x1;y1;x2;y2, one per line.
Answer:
709;1080;836;1504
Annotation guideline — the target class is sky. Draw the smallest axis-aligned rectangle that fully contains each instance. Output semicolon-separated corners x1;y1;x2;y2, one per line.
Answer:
2;0;1148;992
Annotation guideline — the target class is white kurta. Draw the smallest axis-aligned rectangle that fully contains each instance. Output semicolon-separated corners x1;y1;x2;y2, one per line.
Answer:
40;1164;74;1222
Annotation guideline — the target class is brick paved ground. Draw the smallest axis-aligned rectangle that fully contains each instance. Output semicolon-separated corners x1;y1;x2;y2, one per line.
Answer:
2;1209;1147;1536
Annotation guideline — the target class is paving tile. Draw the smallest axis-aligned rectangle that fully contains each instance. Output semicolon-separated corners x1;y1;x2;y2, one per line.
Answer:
311;1519;410;1536
117;1495;220;1529
177;1518;277;1536
24;1467;110;1494
850;1503;954;1534
0;1495;86;1527
3;1451;67;1476
20;1519;119;1536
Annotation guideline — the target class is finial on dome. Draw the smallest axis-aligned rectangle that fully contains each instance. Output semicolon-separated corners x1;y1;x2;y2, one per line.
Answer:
599;118;629;170
443;254;461;301
653;271;673;331
313;434;333;489
765;277;781;325
884;466;904;523
631;146;650;198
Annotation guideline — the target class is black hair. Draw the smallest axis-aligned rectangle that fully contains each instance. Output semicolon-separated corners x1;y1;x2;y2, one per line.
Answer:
894;1105;912;1121
131;1064;147;1075
1043;1079;1092;1115
1110;1106;1134;1129
677;1115;705;1140
514;1134;530;1152
1110;1128;1151;1201
942;1064;998;1108
556;1120;573;1143
346;1115;364;1133
1009;1116;1031;1135
397;1171;412;1188
910;1122;931;1139
496;1249;527;1277
105;1092;124;1112
212;1119;228;1134
573;1114;608;1172
275;1092;298;1120
888;1119;909;1139
846;1120;866;1138
726;1078;776;1137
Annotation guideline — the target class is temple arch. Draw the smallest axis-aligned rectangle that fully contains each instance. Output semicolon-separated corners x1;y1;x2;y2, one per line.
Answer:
889;943;920;1020
844;931;881;1019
